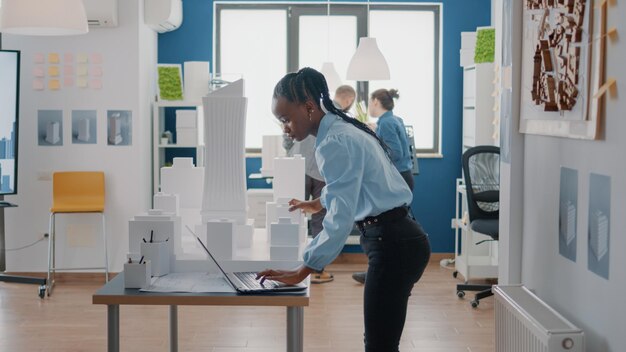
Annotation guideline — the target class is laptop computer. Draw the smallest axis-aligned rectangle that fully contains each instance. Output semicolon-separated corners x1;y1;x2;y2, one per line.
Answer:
189;226;307;294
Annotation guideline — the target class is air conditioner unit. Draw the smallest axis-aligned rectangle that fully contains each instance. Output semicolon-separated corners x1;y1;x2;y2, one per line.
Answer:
144;0;182;33
83;0;118;28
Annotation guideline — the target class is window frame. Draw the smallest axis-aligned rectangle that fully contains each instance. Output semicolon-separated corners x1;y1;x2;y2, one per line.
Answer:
214;2;442;155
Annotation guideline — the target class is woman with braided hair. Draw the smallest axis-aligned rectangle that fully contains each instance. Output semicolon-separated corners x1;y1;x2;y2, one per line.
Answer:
257;67;431;352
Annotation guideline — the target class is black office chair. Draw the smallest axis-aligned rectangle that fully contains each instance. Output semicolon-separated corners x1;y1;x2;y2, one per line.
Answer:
456;145;500;308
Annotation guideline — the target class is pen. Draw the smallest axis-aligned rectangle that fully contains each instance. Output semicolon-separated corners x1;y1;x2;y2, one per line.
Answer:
165;237;169;242
128;257;132;264
142;238;147;243
150;230;154;243
139;256;144;264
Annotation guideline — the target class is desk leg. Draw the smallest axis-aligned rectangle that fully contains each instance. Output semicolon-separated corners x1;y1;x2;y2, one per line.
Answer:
107;305;119;352
170;305;178;352
286;306;303;352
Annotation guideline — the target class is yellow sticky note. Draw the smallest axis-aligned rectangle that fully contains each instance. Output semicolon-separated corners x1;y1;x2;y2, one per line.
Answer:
77;65;88;76
48;66;60;77
48;79;61;90
77;77;88;88
48;53;60;64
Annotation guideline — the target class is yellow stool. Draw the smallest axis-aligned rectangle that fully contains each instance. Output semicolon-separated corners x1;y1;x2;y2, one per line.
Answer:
46;171;108;296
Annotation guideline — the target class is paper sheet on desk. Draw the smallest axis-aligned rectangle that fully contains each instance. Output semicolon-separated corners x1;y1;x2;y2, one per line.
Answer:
140;272;235;293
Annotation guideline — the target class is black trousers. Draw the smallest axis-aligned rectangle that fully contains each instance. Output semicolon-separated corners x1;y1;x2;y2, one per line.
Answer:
359;215;431;352
399;170;414;191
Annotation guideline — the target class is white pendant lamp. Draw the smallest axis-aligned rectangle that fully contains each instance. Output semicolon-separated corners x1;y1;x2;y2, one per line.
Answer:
0;0;88;36
321;62;342;93
346;0;390;81
346;37;390;80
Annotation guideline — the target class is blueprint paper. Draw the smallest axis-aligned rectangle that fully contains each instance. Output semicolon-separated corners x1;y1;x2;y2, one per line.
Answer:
140;272;235;293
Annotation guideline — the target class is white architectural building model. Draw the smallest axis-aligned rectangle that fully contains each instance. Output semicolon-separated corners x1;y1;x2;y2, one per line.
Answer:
260;135;286;177
273;155;305;202
45;121;61;144
77;117;90;142
108;113;123;145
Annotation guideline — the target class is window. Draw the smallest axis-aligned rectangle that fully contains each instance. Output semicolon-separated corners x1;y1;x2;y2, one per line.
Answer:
215;3;441;154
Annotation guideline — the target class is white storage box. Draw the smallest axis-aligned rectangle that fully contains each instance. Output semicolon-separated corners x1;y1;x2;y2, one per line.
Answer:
176;127;197;145
176;110;197;128
461;31;477;50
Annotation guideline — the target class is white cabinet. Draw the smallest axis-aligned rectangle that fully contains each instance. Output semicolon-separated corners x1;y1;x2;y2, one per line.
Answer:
152;100;203;195
451;178;498;281
462;63;496;150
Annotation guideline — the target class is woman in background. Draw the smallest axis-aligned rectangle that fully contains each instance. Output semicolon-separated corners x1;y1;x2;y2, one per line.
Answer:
257;68;430;352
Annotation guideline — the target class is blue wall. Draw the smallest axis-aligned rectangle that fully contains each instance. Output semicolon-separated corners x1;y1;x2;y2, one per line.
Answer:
158;0;491;253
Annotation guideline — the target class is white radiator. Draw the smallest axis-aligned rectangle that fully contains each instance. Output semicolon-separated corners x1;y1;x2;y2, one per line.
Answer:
494;285;584;352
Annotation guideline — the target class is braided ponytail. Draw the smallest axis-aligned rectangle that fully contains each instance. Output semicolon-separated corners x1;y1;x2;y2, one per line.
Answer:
273;67;390;157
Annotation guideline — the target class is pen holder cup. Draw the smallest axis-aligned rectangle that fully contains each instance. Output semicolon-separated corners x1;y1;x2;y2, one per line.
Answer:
140;241;171;277
124;260;151;289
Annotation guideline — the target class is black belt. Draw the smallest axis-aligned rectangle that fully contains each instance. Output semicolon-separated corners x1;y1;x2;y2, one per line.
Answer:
355;206;409;231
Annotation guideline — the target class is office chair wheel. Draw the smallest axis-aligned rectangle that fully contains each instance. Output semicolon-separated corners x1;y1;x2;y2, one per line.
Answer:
38;285;46;299
453;271;458;278
470;300;479;308
457;290;465;298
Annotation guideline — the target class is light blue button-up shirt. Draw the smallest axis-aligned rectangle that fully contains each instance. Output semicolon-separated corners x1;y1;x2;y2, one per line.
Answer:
375;110;413;173
302;113;413;271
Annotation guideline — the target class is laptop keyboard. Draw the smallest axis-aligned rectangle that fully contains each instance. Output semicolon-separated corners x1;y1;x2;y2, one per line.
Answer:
234;272;279;289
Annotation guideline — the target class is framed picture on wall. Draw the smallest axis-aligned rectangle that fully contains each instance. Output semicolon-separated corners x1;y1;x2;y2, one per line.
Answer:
157;64;184;101
519;0;606;139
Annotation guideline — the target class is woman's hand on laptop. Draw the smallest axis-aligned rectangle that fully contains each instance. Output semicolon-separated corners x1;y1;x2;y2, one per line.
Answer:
256;265;314;286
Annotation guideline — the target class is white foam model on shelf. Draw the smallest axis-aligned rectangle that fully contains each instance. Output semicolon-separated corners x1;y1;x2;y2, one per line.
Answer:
183;61;210;103
260;135;286;177
273;155;305;202
175;109;198;145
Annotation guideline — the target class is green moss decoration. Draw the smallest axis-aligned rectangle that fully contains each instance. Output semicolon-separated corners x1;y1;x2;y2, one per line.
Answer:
158;66;184;100
474;28;495;64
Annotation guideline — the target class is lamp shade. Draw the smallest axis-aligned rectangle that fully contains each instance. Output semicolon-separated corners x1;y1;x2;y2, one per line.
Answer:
0;0;88;36
346;37;390;81
320;62;342;93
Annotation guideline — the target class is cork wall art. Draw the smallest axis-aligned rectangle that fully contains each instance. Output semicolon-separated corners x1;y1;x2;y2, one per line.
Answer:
519;0;613;139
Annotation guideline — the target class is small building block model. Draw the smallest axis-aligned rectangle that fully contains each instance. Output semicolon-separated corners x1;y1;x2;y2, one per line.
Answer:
526;0;586;113
206;219;235;260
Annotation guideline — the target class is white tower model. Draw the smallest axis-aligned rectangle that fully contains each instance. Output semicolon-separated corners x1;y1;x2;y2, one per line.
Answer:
108;113;123;145
201;79;248;223
200;79;254;254
77;117;90;142
45;121;61;144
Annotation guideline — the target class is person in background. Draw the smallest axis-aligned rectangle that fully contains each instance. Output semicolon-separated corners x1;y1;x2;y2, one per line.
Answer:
258;68;431;352
281;84;356;284
333;84;356;115
352;88;414;284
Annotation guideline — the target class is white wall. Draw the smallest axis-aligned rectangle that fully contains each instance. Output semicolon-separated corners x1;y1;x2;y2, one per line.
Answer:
519;3;626;351
3;0;156;273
